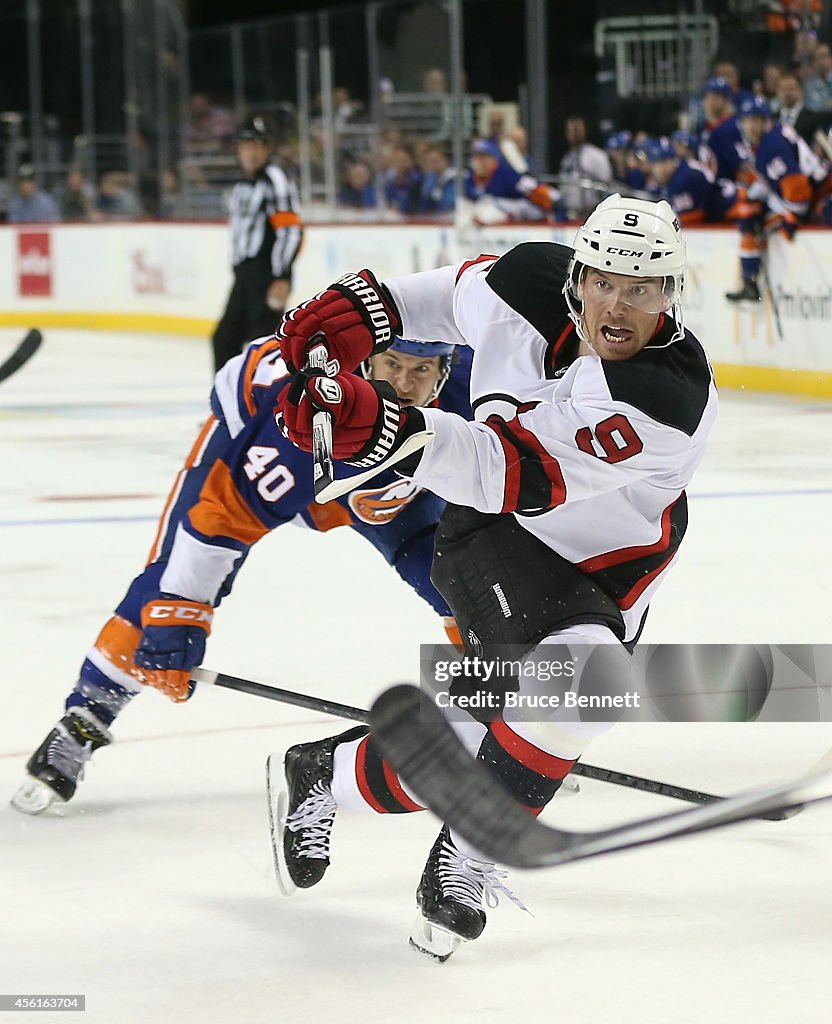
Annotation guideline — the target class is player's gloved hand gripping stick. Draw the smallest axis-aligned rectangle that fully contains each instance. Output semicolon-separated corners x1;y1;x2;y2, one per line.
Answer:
304;338;336;500
293;337;435;504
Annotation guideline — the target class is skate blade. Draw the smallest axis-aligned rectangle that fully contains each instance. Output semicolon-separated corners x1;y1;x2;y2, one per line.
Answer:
408;913;464;963
266;754;297;896
11;776;63;815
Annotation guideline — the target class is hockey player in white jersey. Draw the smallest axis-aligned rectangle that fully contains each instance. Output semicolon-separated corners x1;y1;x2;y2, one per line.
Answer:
274;195;717;958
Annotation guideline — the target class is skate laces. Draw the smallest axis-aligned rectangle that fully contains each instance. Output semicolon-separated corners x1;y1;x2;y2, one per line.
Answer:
284;781;338;860
46;721;94;782
438;837;530;915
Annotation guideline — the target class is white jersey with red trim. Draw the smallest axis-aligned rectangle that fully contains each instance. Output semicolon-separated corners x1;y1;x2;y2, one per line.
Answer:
384;241;718;642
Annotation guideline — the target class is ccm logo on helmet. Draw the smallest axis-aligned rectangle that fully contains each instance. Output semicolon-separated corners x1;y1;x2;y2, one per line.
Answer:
607;247;644;257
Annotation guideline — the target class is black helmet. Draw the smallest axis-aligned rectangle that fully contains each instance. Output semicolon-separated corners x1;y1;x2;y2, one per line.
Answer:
237;117;269;142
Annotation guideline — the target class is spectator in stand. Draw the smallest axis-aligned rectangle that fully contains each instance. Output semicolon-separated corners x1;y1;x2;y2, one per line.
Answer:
754;62;786;114
713;60;755;112
698;77;743;183
421;67;448;93
605;130;632;182
804;43;832;116
96;172;143;219
465;137;563;223
484;107;505;145
791;27;819;73
415;145;455;214
185;93;235;155
777;71;826;144
643;137;718;225
8;165;60;224
332;86;364;131
339;160;377;209
497;125;524;171
558;116;612;218
57;168;97;222
384;145;422;214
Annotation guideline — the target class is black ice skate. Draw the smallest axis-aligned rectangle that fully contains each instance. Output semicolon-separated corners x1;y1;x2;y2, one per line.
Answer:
269;725;368;896
410;825;529;962
11;708;112;815
725;278;762;303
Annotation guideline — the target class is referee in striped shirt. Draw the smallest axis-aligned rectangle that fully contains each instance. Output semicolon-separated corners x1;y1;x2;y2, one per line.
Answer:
212;117;303;371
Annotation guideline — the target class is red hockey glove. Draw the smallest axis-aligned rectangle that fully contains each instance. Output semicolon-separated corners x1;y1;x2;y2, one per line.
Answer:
278;269;402;374
135;595;213;702
277;371;426;468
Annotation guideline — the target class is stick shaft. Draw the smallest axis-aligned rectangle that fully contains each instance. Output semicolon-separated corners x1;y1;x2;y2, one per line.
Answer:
192;667;776;812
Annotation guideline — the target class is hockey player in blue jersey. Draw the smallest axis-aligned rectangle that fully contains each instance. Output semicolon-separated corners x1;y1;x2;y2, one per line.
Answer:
464;138;565;223
725;96;829;302
643;137;716;224
12;336;473;814
698;77;744;184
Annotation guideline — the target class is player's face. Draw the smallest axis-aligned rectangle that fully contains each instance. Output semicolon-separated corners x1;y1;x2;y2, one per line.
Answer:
237;140;270;175
741;115;766;147
368;350;444;407
580;269;668;361
650;157;677;185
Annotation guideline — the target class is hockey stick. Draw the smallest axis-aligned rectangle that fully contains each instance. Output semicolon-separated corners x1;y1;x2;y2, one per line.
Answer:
314;428;435;503
191;667;795;819
192;667;367;723
759;252;784;340
369;684;832;870
305;340;336;500
299;336;435;504
0;328;42;383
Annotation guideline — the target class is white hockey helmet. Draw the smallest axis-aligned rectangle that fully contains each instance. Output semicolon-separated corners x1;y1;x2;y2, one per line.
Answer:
564;193;687;346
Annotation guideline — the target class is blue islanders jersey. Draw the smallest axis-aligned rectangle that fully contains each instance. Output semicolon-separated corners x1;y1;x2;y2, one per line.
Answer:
656;159;715;224
699;116;744;183
151;338;475;618
751;123;828;215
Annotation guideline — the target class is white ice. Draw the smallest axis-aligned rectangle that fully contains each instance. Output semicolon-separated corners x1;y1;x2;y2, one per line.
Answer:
0;329;830;1024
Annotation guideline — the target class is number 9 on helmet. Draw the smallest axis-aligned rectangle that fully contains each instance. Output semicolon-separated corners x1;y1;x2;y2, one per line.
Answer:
564;194;687;346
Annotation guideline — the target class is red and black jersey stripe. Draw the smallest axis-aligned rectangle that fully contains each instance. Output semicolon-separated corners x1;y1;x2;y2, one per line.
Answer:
456;253;498;283
354;734;424;814
480;716;576;814
486;414;567;514
577;494;688;610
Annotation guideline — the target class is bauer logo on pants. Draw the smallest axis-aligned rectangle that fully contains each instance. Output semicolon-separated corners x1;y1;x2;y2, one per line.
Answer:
17;231;52;297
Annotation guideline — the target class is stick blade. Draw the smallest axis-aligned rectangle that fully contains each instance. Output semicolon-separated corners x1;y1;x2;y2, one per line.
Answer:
369;684;563;867
0;328;43;382
370;685;832;870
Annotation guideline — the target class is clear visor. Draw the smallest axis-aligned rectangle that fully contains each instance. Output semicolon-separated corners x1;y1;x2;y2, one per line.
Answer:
574;267;676;315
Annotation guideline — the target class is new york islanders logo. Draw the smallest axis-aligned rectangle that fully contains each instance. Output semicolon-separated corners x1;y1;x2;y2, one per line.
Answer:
348;479;422;525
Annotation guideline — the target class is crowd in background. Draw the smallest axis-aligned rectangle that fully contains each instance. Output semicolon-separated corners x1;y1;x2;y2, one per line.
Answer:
8;30;832;231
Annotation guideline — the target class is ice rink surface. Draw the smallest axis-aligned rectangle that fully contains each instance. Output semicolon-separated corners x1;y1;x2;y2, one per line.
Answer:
1;328;830;1024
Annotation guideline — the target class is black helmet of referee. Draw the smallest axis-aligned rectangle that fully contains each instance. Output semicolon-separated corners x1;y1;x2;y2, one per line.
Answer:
237;117;269;143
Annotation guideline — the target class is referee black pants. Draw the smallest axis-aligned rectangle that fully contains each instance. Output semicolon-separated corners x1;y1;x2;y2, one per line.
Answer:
211;259;283;372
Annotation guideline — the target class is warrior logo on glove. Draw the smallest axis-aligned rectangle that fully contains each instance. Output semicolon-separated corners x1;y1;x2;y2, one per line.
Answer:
314;376;344;405
278;268;402;374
